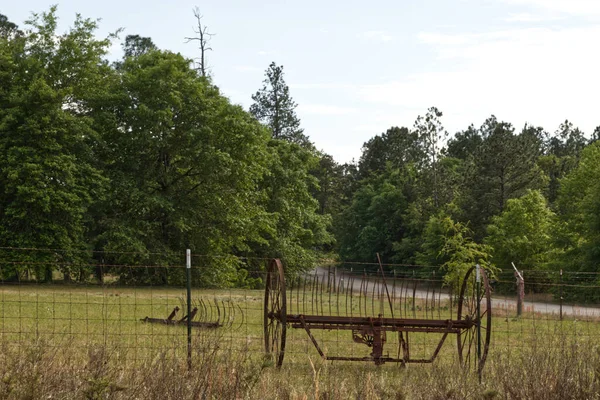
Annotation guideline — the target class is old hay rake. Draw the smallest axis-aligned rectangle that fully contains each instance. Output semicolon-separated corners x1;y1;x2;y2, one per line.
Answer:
142;297;243;329
264;258;491;373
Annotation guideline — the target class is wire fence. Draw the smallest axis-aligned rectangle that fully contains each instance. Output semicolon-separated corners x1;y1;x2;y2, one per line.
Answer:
1;247;599;373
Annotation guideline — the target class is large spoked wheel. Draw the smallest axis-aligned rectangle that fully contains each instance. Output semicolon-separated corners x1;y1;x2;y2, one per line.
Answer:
457;265;492;374
264;258;287;367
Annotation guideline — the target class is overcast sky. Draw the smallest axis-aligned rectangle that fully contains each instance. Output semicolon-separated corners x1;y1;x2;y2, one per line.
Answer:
4;0;600;163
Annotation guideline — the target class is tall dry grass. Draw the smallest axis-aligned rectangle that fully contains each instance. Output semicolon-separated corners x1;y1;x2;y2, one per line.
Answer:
1;334;599;399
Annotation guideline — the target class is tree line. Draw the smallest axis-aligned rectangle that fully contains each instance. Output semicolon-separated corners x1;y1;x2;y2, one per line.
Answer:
1;9;599;291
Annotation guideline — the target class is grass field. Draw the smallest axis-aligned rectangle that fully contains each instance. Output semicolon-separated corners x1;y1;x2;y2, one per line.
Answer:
1;283;600;399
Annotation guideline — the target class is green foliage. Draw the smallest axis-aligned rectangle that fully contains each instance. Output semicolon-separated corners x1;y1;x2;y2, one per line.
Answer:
358;126;421;178
455;118;546;239
0;8;332;286
2;7;600;293
95;49;270;285
338;167;411;263
416;212;456;268
0;7;113;279
486;190;558;270
439;218;496;291
122;34;156;58
556;141;600;272
413;107;448;207
247;140;333;275
250;62;309;146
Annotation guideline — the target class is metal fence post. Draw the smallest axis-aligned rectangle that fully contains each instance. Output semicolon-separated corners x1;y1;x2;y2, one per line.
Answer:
560;269;563;321
186;249;192;370
476;264;482;383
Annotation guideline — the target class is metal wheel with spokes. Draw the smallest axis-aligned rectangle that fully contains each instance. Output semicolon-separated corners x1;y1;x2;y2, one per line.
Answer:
457;265;492;374
264;258;287;367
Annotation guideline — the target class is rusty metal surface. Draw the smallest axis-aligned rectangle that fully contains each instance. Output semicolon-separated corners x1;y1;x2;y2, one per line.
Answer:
142;297;243;329
264;257;493;370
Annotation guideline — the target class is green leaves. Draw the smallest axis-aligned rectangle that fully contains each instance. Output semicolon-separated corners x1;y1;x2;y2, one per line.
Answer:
486;190;558;270
250;62;309;146
95;49;271;285
0;9;334;286
556;142;600;272
0;8;112;279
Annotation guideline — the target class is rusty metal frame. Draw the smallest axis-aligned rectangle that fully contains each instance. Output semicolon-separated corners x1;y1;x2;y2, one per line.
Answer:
264;257;492;371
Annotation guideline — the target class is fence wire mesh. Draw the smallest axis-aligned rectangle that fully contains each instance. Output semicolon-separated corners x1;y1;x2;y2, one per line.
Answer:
1;247;599;372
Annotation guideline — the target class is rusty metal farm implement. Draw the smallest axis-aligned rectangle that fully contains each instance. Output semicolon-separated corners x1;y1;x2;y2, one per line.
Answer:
142;297;243;329
264;258;492;373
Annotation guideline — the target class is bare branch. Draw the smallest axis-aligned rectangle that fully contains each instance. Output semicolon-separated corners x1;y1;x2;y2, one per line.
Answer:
185;6;215;77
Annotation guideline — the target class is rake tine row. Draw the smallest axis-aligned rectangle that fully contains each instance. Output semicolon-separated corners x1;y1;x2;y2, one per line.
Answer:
266;258;492;370
141;296;244;329
290;267;461;322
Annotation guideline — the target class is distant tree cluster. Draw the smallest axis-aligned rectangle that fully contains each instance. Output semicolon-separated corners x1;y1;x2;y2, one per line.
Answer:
338;110;600;288
2;8;599;292
0;8;331;285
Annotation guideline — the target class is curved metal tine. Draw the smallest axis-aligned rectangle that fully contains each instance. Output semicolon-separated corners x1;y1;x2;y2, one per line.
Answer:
302;273;308;315
213;297;221;325
236;303;244;331
406;271;412;317
401;270;407;318
296;276;301;316
348;276;353;318
379;274;386;317
363;271;368;317
222;299;229;327
197;297;204;320
311;271;317;315
438;285;442;320
344;276;349;317
192;298;199;321
328;273;332;316
315;274;320;316
376;274;381;316
223;300;230;328
392;271;397;318
431;271;436;319
434;271;439;319
228;300;235;328
358;272;364;318
287;276;293;315
317;271;322;316
320;274;326;316
317;274;322;316
432;272;437;319
379;275;384;317
371;274;376;317
203;298;211;324
337;276;342;316
412;273;417;319
196;297;203;323
400;272;406;318
201;298;208;323
222;300;230;328
424;273;430;319
380;274;385;317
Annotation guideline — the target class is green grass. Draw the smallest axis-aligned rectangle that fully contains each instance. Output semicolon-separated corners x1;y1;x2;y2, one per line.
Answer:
1;283;600;399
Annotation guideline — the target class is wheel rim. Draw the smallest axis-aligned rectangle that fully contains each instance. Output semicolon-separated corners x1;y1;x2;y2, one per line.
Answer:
456;266;492;374
264;258;287;367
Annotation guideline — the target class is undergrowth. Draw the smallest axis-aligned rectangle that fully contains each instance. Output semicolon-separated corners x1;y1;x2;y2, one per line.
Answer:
1;334;599;399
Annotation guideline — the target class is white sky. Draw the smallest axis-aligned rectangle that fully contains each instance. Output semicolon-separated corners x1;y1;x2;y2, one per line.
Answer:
4;0;600;163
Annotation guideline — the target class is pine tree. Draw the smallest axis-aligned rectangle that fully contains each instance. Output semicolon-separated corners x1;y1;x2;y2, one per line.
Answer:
250;62;309;146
